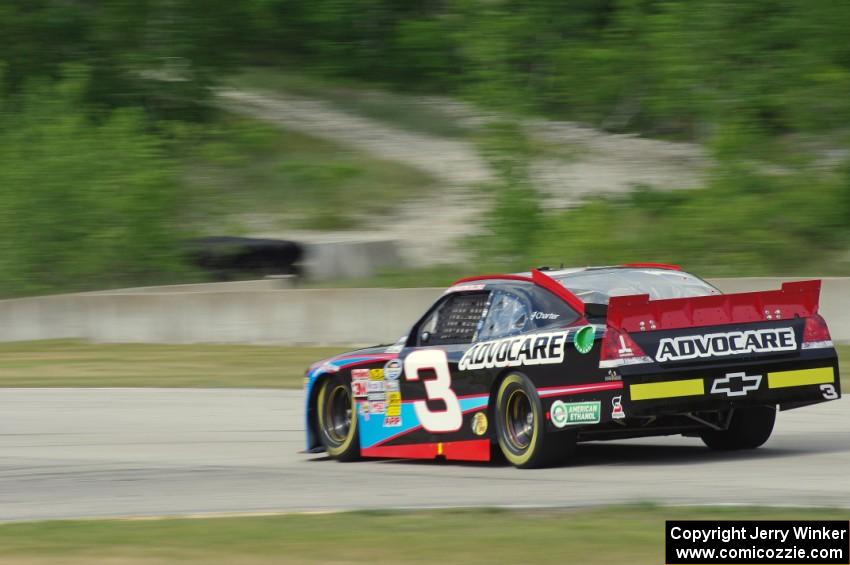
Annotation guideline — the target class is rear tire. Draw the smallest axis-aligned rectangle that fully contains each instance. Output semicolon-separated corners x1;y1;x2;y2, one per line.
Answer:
700;405;776;451
316;374;360;461
495;373;575;468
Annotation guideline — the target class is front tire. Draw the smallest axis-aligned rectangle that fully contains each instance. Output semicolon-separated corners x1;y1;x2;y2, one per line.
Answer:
700;405;776;451
495;373;575;468
316;374;360;461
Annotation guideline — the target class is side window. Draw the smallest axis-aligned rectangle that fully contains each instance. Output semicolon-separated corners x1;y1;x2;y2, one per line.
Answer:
416;292;490;346
477;291;530;341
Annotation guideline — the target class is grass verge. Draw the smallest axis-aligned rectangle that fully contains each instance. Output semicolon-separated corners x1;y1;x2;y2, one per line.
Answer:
0;340;346;388
1;506;847;564
0;341;844;389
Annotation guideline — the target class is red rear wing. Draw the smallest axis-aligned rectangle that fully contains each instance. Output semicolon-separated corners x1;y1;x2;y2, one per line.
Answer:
607;280;821;333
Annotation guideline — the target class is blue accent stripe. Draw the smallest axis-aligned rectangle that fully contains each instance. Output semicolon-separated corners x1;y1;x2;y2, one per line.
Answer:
359;394;489;449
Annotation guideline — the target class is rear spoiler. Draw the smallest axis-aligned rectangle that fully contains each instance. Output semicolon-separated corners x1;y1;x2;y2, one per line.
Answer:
607;280;821;333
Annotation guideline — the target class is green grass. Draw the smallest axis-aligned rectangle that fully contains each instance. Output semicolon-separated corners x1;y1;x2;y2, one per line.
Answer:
229;68;474;139
179;112;436;231
0;340;346;388
0;506;847;564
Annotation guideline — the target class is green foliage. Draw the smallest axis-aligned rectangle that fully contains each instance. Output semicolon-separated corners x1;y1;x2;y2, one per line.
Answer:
0;0;251;118
475;123;543;267
0;73;187;296
531;163;850;276
175;115;435;232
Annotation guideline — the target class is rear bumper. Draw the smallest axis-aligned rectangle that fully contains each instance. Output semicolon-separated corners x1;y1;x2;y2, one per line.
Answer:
619;350;840;417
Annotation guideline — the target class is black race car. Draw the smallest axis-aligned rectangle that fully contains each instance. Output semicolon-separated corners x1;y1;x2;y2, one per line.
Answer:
304;264;840;468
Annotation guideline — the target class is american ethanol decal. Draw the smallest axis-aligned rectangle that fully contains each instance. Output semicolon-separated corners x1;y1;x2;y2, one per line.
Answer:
655;327;797;363
459;331;569;371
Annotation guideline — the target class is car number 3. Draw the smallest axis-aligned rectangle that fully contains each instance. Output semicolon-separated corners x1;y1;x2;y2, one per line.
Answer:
820;384;838;400
404;349;462;433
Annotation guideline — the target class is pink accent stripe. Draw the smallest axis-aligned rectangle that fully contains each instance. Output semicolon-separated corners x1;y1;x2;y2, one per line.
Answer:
537;381;623;398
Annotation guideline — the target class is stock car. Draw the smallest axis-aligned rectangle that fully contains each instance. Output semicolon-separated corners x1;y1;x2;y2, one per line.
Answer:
303;264;841;468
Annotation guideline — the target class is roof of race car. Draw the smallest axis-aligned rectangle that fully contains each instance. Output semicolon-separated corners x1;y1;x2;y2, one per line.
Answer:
449;263;718;312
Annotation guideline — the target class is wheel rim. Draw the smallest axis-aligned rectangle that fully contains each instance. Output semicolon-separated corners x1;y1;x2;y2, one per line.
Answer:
504;388;534;450
324;385;352;444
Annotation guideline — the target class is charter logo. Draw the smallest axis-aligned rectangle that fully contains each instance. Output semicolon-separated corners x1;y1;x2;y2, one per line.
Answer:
655;328;796;363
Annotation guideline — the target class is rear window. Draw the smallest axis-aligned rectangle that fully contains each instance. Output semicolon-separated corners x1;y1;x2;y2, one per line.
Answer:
554;268;719;304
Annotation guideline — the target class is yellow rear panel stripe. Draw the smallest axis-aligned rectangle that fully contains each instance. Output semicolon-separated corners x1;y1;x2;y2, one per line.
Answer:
767;367;835;389
630;379;704;401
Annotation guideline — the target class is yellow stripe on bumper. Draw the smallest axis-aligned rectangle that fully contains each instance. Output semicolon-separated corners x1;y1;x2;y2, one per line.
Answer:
630;379;704;401
767;367;835;389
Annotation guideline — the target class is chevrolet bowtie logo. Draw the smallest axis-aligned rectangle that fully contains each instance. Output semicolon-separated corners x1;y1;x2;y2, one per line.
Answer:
711;372;762;397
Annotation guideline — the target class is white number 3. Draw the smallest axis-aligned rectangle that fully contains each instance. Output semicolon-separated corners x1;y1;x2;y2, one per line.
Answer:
404;349;462;433
820;384;838;400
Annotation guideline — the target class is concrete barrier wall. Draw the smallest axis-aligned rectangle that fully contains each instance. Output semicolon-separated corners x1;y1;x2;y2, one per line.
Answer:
0;277;846;345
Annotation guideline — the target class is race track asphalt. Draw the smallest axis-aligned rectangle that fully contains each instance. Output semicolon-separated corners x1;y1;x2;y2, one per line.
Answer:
1;388;848;522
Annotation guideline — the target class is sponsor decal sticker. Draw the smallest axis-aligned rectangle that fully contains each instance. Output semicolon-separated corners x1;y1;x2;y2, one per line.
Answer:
383;415;402;427
531;311;560;321
459;330;569;371
551;400;601;427
573;325;596;354
384;359;403;380
351;369;370;398
471;412;488;436
711;372;762;397
611;396;625;419
367;380;385;394
605;369;622;382
369;368;384;380
655;327;796;363
370;401;386;414
351;380;368;398
385;391;402;417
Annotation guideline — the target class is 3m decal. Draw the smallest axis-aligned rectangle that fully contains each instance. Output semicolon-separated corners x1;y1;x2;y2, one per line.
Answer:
655;328;796;363
711;372;762;397
384;359;403;380
404;349;462;433
459;330;569;371
574;325;595;354
351;369;369;398
550;400;601;428
611;396;625;419
471;412;488;436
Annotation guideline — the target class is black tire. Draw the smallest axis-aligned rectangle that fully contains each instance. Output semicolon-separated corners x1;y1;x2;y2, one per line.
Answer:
700;405;776;451
494;373;576;468
316;374;360;461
